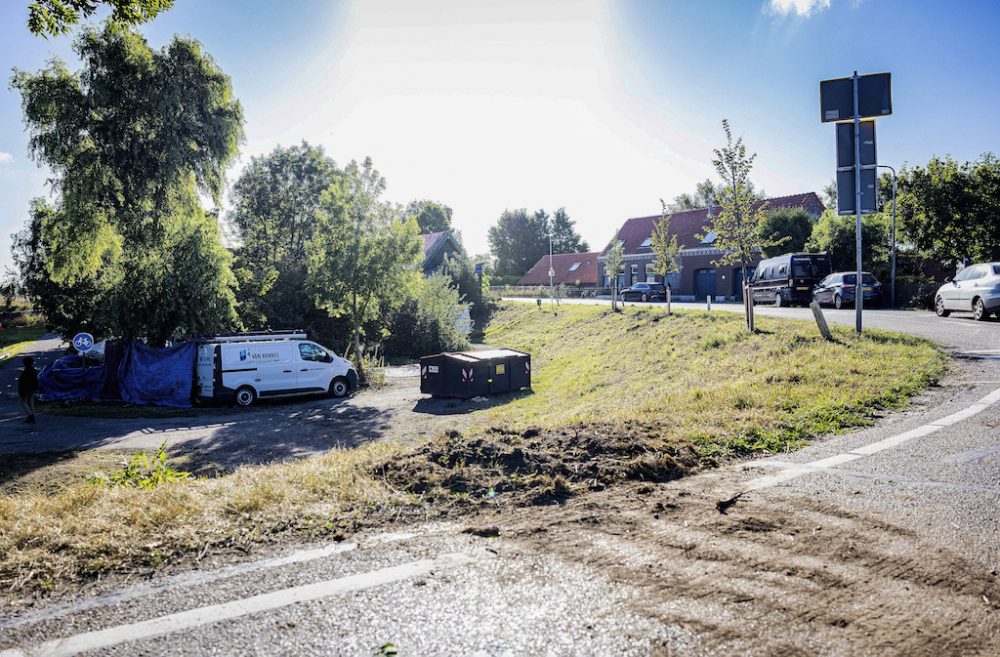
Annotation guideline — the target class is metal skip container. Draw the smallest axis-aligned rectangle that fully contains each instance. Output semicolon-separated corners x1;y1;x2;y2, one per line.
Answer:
419;348;531;399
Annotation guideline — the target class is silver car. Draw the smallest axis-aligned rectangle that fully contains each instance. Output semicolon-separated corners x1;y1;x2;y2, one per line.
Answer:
935;262;1000;321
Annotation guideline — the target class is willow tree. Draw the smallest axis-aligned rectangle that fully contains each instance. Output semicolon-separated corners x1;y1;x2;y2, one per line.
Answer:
12;26;244;344
307;158;423;368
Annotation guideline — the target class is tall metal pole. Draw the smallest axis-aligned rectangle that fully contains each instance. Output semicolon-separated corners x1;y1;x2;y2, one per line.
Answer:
853;71;863;334
548;233;554;301
878;164;897;308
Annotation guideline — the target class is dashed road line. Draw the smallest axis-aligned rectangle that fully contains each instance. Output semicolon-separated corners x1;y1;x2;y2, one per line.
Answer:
741;386;1000;492
0;551;483;657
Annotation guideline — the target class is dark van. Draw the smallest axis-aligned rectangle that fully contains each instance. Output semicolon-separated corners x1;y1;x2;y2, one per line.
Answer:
750;252;832;307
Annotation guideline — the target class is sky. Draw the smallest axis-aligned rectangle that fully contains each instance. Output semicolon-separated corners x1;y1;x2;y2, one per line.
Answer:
1;0;999;273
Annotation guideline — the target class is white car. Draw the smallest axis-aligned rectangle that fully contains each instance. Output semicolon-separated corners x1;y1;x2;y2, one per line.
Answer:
934;262;1000;321
196;332;358;407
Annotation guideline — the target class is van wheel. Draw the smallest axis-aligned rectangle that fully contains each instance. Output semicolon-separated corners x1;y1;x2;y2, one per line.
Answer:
935;296;950;317
973;297;989;321
329;377;350;398
834;294;843;310
774;291;784;308
234;386;257;408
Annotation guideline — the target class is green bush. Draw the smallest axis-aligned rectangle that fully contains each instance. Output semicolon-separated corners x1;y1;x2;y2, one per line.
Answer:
88;441;190;489
384;275;470;359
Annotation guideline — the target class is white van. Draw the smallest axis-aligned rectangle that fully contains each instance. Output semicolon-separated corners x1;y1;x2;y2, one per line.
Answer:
196;332;358;407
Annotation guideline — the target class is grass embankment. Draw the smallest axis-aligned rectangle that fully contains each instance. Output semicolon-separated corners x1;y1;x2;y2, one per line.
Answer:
0;325;46;368
0;304;946;596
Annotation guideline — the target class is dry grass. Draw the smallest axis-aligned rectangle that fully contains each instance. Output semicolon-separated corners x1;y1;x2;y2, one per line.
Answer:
0;441;413;595
0;303;947;597
0;325;46;368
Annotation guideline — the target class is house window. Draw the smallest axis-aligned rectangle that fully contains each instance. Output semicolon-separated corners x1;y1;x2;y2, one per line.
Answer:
568;262;581;272
615;240;625;249
700;231;717;244
630;264;639;284
640;237;652;248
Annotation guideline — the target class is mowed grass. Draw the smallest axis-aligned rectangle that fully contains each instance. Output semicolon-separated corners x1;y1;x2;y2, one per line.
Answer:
0;325;46;368
0;303;947;596
480;303;947;455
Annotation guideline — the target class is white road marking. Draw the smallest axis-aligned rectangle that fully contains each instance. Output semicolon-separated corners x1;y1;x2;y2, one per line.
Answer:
742;386;1000;492
0;523;457;631
0;551;483;657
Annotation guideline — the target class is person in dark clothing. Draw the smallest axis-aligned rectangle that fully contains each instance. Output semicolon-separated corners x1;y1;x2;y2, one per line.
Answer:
18;356;39;423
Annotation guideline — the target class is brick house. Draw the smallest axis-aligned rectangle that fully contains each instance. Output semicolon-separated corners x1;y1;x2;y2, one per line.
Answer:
421;231;463;274
597;192;825;300
517;252;600;287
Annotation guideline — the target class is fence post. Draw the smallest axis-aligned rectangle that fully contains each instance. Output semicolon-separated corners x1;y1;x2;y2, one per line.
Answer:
810;300;833;341
707;295;712;311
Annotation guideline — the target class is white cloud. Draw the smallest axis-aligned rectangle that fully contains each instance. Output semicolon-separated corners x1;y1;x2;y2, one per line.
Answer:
0;152;13;164
767;0;831;17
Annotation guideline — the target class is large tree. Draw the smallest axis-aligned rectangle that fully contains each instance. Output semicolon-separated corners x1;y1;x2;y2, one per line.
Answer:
548;207;589;253
487;209;549;279
667;179;723;212
12;26;244;344
27;0;173;37
405;199;453;234
806;210;890;274
228;142;340;332
896;154;1000;265
307;157;422;367
759;207;813;257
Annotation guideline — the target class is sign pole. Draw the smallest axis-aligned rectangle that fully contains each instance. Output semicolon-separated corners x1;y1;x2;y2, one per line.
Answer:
852;71;863;334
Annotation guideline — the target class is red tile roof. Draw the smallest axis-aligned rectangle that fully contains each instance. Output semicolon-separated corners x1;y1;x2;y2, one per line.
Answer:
517;252;600;286
600;192;825;256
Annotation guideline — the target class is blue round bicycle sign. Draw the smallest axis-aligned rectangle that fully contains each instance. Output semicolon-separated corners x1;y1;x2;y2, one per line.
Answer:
72;332;95;353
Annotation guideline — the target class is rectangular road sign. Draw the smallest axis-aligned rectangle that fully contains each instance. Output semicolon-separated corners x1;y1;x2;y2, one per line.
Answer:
836;120;876;168
837;167;878;215
820;72;892;122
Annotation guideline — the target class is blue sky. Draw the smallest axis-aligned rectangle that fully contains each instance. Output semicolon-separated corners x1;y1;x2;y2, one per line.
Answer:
1;0;998;272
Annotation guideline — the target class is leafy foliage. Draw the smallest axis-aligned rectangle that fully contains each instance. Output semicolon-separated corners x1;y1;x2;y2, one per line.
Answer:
27;0;174;37
383;274;471;358
307;158;423;365
806;210;890;273
706;120;784;272
667;179;722;212
896;153;1000;265
760;208;814;257
488;207;588;279
648;199;682;283
548;207;590;253
88;441;190;489
12;26;244;344
604;240;625;311
404;200;452;233
228;143;340;335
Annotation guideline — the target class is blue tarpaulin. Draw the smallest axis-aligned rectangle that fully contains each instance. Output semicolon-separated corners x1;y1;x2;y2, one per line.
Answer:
38;355;106;402
118;341;196;408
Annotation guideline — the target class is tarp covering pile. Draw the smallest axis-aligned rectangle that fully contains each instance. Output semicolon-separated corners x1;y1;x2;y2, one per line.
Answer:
37;355;106;402
38;340;197;408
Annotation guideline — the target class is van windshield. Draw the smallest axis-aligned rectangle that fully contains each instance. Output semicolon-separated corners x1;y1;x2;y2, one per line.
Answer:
791;256;831;278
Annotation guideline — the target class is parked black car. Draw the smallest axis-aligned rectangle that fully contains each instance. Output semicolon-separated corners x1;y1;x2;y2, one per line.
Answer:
813;272;884;309
619;282;667;302
750;252;832;307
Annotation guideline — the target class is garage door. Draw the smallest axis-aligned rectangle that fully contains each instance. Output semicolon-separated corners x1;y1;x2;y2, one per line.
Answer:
695;268;716;300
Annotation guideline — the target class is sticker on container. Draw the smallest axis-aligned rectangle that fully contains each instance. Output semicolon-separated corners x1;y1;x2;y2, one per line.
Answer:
496;364;505;375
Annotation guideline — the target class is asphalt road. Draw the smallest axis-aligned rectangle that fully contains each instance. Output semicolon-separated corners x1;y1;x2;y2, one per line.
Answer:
1;307;998;656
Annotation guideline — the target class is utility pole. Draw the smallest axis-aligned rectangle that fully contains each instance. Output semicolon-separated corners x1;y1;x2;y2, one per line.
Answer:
548;233;555;305
852;71;863;334
878;164;897;308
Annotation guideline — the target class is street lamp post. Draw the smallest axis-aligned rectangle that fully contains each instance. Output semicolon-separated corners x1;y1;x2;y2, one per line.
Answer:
877;164;898;308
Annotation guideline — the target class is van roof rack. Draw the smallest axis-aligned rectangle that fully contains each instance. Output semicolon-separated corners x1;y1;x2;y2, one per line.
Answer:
204;330;308;343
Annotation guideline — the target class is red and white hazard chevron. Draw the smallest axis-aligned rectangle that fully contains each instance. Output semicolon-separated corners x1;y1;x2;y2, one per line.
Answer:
461;367;474;383
420;365;428;379
524;361;530;374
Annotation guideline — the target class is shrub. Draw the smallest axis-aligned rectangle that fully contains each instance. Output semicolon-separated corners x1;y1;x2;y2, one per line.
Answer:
383;275;471;359
88;441;190;489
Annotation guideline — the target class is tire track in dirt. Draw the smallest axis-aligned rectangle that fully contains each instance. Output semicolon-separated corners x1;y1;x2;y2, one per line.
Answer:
500;483;1000;657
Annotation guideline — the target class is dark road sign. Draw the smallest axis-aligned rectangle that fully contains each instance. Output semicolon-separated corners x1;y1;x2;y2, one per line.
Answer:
837;167;878;215
837;120;876;168
820;72;892;122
